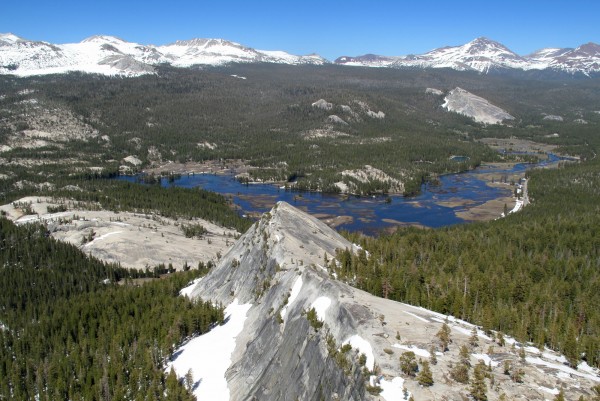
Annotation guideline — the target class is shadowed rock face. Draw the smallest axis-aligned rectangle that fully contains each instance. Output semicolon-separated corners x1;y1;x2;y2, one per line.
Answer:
186;201;600;401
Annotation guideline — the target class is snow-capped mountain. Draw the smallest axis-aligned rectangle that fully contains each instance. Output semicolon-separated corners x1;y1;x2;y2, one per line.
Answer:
526;42;600;75
336;37;600;75
2;33;600;77
0;33;328;77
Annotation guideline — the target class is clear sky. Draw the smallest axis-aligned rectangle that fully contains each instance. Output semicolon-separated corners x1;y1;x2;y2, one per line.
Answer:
2;0;599;60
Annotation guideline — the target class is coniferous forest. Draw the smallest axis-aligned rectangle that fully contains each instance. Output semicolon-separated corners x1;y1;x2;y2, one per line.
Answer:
0;218;223;400
335;157;600;368
1;64;600;398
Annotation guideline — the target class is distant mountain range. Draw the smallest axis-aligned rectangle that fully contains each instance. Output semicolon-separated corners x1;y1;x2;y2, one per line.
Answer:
335;37;600;76
0;33;327;77
1;33;599;77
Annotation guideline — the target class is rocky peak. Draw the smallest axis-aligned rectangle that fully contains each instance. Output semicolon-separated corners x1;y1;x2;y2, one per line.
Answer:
172;202;599;400
189;201;353;305
0;33;25;46
571;42;600;56
80;35;129;45
170;38;246;50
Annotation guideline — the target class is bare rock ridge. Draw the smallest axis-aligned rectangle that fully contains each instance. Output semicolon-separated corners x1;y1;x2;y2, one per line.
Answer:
176;201;600;400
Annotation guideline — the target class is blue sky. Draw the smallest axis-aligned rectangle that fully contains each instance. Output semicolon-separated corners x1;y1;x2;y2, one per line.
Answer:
2;0;599;60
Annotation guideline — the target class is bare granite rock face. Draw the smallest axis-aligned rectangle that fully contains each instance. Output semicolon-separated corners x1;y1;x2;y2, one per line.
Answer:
190;201;367;400
183;201;600;401
442;87;515;124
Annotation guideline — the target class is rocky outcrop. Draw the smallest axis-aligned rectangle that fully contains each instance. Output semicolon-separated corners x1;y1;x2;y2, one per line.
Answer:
188;201;367;400
177;202;600;401
442;87;515;124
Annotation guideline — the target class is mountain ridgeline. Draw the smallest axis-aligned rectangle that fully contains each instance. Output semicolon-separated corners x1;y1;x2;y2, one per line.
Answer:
1;33;600;77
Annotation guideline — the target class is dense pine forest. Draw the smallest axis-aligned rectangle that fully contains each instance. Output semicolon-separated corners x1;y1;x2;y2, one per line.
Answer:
336;157;600;368
1;64;600;396
2;66;599;196
0;218;221;400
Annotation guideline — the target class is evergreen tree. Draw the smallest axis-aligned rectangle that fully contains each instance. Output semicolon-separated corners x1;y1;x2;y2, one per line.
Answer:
450;363;469;384
436;320;451;352
417;359;434;387
399;352;418;376
470;361;488;401
459;344;471;367
470;327;479;348
593;384;600;401
429;345;438;365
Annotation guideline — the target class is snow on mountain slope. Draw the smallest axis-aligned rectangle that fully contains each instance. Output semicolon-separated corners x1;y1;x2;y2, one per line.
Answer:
539;42;600;75
0;34;156;76
442;87;515;124
335;36;600;75
334;54;400;67
0;33;328;77
395;37;535;72
3;33;599;77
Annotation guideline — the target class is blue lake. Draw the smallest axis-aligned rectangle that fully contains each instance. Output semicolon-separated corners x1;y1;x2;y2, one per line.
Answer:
117;154;566;235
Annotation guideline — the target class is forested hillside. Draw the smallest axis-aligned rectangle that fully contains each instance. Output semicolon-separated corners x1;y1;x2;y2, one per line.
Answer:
1;64;600;396
2;65;599;195
0;218;221;400
335;157;600;368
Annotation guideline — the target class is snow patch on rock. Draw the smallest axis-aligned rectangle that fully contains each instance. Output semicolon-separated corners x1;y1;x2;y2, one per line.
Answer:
167;299;252;401
425;87;444;95
380;376;411;401
327;115;348;125
311;296;332;322
344;335;374;371
281;275;303;318
393;344;431;358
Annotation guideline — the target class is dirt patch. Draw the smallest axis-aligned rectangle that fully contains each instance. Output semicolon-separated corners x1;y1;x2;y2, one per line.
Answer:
310;212;355;228
456;194;516;221
381;218;429;232
434;197;477;208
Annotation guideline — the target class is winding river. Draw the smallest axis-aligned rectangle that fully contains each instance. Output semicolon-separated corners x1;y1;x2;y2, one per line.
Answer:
118;154;566;235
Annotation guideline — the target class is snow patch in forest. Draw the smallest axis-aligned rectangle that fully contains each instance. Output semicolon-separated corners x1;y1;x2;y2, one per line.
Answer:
167;299;252;401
